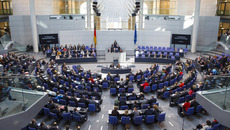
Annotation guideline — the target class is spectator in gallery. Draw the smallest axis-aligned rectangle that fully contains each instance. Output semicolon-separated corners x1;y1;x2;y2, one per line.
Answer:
179;48;184;53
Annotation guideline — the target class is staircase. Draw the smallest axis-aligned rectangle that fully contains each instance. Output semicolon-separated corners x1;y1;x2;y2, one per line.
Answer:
200;49;225;58
8;48;27;57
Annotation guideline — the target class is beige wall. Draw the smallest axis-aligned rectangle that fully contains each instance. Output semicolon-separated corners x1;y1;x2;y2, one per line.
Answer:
177;0;217;16
12;0;53;15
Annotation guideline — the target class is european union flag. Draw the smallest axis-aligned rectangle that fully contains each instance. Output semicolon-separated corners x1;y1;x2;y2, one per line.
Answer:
134;24;137;45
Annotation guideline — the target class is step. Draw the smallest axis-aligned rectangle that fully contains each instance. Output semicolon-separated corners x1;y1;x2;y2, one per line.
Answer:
205;52;218;56
208;51;224;55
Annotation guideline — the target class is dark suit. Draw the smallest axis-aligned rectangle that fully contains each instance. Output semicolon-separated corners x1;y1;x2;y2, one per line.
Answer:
111;110;120;117
144;109;154;116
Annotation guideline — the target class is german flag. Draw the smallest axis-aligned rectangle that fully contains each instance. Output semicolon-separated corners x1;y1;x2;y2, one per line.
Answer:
94;23;97;49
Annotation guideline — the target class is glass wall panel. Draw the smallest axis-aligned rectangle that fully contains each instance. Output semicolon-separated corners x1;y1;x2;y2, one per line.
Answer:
143;0;176;15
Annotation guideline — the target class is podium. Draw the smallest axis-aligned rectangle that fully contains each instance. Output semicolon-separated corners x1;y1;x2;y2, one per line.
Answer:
105;52;126;62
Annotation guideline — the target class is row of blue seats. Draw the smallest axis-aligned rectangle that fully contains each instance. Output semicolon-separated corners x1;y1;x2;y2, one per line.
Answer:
109;113;166;125
43;107;87;122
119;103;159;110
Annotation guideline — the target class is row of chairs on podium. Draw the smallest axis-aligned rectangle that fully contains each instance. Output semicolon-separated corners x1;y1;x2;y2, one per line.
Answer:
137;46;187;52
136;52;181;60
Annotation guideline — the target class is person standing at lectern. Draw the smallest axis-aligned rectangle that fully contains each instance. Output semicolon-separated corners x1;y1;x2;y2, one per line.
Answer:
114;40;118;47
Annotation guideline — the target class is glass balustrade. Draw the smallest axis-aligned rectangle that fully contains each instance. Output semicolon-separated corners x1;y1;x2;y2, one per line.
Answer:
0;32;27;52
200;75;230;111
0;73;46;118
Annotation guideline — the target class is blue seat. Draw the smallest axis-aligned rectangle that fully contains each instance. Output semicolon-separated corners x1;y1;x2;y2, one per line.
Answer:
145;115;155;124
157;113;166;122
196;105;203;113
191;93;196;99
93;87;99;92
76;78;80;81
28;127;36;130
119;88;125;93
114;77;120;83
43;107;51;116
185;107;194;116
50;112;59;121
85;86;91;91
152;84;157;91
152;102;159;106
163;91;170;99
133;116;143;125
120;105;129;110
67;91;72;96
107;76;111;81
110;88;117;95
129;96;136;100
59;99;67;105
170;79;174;86
137;75;141;81
109;116;118;125
78;103;86;108
164;81;169;87
74;93;81;98
141;104;149;109
43;83;49;90
78;85;83;90
102;82;109;89
129;76;135;81
144;86;151;93
60;80;64;85
53;87;58;92
52;97;58;103
63;113;72;122
88;104;96;112
210;124;220;130
121;116;130;125
158;83;163;89
69;101;76;107
73;115;82;123
127;88;134;93
59;89;65;94
177;97;185;104
185;95;191;101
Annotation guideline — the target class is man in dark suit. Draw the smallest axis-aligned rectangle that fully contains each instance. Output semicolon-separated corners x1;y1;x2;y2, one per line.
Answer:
28;119;38;129
148;96;157;105
131;101;140;109
79;95;88;106
111;106;120;118
88;97;101;112
144;106;154;116
69;95;78;105
45;101;56;110
73;108;87;122
90;89;101;100
61;93;69;104
119;97;127;106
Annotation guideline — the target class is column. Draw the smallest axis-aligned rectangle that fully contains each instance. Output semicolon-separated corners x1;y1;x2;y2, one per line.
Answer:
132;17;136;30
191;0;201;53
139;0;144;30
29;0;38;53
87;0;91;30
128;18;131;30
